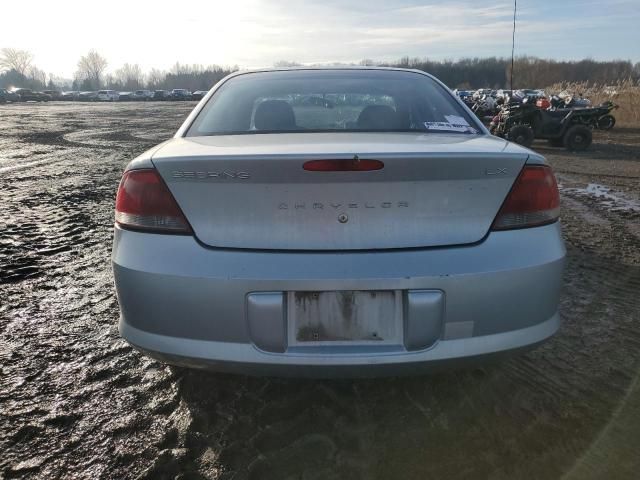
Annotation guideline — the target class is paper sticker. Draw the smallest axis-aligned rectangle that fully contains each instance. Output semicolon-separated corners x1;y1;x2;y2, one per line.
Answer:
424;121;475;133
445;115;470;126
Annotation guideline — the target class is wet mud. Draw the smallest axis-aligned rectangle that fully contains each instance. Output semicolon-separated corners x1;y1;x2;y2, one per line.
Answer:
1;103;640;479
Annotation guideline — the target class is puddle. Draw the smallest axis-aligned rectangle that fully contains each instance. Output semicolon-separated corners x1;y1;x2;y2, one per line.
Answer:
561;183;640;213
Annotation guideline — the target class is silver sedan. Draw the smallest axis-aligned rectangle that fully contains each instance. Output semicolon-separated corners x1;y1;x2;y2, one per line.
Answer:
112;68;565;376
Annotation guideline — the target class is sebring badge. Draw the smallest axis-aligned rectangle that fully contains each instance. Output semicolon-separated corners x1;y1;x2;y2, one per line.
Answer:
172;171;251;179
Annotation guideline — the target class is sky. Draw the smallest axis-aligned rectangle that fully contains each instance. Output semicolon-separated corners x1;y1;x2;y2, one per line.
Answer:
1;0;638;78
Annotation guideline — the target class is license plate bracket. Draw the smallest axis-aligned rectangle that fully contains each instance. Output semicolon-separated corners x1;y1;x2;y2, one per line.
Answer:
287;290;403;346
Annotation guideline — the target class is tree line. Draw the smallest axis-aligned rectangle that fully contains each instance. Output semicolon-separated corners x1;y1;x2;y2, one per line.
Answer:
381;56;640;89
0;49;238;91
1;47;639;92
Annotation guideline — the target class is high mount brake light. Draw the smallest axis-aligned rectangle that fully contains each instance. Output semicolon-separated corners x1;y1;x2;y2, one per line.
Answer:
303;159;384;172
115;169;191;234
492;165;560;230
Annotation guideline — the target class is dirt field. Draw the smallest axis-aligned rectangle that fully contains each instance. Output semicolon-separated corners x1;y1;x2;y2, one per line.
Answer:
1;102;639;480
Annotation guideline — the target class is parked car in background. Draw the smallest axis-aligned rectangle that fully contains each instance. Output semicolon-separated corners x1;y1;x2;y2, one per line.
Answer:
113;68;565;376
1;88;20;103
132;89;154;101
153;90;171;100
191;90;209;100
97;90;120;102
118;92;133;101
61;91;79;101
454;89;473;100
169;88;192;100
11;88;51;102
78;91;98;101
42;90;63;101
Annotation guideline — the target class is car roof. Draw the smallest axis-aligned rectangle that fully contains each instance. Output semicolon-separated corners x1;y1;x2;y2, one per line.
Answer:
214;66;448;93
226;66;437;78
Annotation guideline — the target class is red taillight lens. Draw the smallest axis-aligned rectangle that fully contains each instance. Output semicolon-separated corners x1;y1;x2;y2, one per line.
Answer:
303;159;384;171
492;165;560;230
115;169;191;234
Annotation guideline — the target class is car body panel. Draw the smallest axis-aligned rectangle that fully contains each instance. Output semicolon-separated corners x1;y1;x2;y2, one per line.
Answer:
97;90;119;101
11;88;50;102
153;90;170;100
191;90;209;100
78;91;98;101
113;222;565;376
151;133;530;250
132;89;154;101
42;90;62;100
61;91;79;101
0;89;20;102
170;89;192;100
121;315;559;376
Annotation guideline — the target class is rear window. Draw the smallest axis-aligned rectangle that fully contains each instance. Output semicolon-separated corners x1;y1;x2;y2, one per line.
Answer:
186;70;479;137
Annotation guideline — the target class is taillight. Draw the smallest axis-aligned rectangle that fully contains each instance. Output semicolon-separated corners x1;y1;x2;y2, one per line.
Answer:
115;169;191;234
491;165;560;230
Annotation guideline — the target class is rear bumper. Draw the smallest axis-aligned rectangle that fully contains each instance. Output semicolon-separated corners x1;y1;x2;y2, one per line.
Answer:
120;313;559;377
113;223;565;376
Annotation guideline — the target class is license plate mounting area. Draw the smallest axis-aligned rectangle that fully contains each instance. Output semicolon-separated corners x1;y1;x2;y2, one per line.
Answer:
287;290;403;347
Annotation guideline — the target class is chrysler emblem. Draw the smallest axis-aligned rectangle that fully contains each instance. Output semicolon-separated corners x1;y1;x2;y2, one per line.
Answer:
338;213;349;223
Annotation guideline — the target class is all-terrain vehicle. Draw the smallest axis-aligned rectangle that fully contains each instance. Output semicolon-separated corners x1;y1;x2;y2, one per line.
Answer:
589;101;618;130
548;96;618;130
489;100;597;151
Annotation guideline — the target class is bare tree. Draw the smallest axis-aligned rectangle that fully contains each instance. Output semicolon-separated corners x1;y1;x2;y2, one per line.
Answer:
146;68;166;89
114;63;143;90
273;60;301;68
170;62;205;75
27;66;47;86
0;48;33;75
76;50;108;89
103;73;114;88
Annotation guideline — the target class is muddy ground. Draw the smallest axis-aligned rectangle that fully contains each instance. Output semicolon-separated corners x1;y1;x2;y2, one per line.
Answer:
1;102;639;479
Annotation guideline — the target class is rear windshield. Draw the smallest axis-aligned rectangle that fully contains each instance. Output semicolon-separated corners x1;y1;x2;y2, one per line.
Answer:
186;70;479;136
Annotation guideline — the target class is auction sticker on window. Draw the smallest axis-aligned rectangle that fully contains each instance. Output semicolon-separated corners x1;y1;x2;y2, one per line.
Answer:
424;121;476;133
444;115;471;126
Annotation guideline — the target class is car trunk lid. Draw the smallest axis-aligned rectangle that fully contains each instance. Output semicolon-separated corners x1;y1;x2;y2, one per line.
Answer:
152;133;528;250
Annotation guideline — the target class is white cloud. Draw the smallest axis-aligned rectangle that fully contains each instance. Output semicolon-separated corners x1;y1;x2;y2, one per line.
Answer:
0;0;637;78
